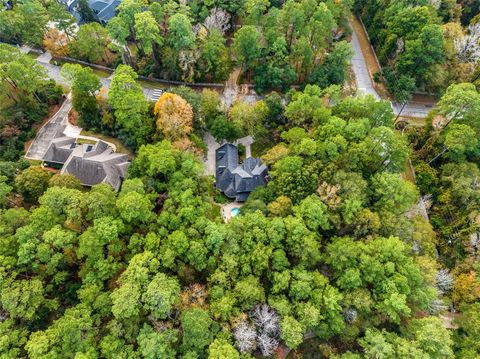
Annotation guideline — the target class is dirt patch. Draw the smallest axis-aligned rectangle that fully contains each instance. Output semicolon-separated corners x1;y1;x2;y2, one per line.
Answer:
68;109;79;126
43;167;60;174
432;115;447;129
440;312;460;330
23;139;33;154
343;65;358;96
411;93;438;105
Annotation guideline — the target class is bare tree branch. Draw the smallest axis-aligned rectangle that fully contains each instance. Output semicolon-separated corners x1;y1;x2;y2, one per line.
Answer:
203;8;231;35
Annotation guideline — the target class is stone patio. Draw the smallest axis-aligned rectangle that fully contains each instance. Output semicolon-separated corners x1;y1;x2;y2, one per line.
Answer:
221;202;243;222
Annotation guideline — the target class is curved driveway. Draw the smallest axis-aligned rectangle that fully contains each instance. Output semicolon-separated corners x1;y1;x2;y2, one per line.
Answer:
26;53;158;161
25;97;74;160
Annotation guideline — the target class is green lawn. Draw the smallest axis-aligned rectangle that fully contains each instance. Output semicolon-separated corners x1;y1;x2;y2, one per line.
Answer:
90;68;112;78
76;138;97;146
26;51;40;60
136;78;167;90
80;130;134;158
50;58;112;78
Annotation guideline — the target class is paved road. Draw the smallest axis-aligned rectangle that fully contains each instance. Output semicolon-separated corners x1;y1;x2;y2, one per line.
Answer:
25;97;73;160
349;21;435;118
392;101;435;118
38;58;158;100
39;53;255;104
350;28;380;100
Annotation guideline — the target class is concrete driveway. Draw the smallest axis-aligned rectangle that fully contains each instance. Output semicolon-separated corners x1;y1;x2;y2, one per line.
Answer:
235;135;253;158
203;134;255;176
203;133;220;176
25;96;74;160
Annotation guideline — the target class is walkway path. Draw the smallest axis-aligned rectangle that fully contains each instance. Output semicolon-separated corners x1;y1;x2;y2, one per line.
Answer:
222;67;242;108
349;18;436;118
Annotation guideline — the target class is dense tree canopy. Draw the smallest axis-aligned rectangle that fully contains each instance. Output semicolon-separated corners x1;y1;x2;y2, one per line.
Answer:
356;0;480;93
3;0;480;357
0;72;461;357
0;45;62;160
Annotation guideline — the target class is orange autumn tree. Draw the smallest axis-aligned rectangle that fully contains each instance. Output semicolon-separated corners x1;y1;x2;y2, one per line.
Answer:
43;28;69;58
453;271;480;304
154;92;193;140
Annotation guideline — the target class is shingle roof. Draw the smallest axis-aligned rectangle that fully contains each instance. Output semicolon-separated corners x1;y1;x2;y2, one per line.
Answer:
42;136;77;164
215;143;268;202
42;138;129;191
95;0;121;22
88;0;108;12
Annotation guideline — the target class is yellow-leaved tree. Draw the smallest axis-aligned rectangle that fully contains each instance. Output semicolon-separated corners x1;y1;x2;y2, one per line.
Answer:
43;28;69;58
154;93;193;140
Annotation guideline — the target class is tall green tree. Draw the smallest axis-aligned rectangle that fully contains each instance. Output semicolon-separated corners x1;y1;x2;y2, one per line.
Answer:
167;13;195;52
70;23;111;63
233;25;262;70
61;63;102;128
108;65;151;148
14;166;52;203
134;11;163;57
77;0;97;23
181;308;217;355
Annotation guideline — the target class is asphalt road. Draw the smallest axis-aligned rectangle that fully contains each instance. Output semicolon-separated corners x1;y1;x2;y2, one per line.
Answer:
349;22;434;118
392;101;435;119
350;29;381;100
11;41;435;119
37;60;158;100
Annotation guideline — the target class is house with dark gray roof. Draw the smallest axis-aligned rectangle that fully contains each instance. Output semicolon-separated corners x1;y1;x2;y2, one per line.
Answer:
215;143;268;202
60;0;121;23
93;0;121;23
42;135;129;191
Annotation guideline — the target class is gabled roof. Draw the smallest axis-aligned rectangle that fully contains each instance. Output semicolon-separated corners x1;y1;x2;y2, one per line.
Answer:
216;143;238;169
93;0;121;22
42;137;129;191
88;0;108;12
215;143;268;202
42;136;77;164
